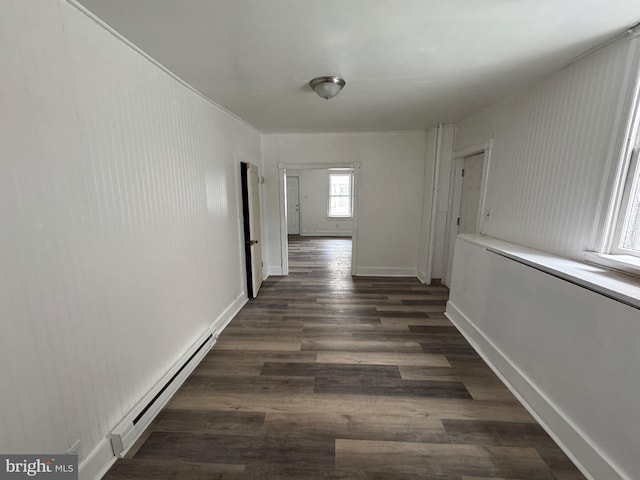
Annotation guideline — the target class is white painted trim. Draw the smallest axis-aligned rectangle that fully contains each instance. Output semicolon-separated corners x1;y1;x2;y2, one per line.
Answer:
446;301;626;480
453;142;490;160
86;302;245;480
65;1;258;134
78;438;116;480
416;267;427;284
210;292;248;334
278;162;358;170
263;265;283;276
425;125;442;285
477;139;493;234
591;37;640;252
278;162;361;277
355;267;418;277
300;232;353;237
351;162;361;276
109;329;216;458
278;165;289;275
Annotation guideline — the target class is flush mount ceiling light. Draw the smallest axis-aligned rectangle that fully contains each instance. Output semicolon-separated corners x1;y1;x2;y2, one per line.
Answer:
309;76;346;99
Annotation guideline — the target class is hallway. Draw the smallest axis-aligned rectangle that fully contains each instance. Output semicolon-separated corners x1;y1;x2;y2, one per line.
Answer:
104;237;585;479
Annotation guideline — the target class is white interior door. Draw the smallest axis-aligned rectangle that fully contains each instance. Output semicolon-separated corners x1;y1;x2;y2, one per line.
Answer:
458;153;484;234
286;176;300;235
241;162;263;298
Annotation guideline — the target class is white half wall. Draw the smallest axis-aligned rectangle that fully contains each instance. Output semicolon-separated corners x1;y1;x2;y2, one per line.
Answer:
261;132;428;275
455;35;640;259
0;0;260;475
447;237;640;480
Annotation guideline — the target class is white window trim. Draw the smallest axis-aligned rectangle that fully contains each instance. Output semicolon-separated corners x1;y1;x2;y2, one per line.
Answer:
327;171;353;218
587;44;640;276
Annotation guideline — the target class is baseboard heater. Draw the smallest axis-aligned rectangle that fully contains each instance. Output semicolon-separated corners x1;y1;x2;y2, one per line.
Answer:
108;329;217;457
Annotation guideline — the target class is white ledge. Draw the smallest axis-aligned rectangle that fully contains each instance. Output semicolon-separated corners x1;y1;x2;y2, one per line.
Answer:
458;234;640;310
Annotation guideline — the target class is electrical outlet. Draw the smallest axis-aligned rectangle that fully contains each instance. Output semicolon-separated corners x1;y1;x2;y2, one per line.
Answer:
65;439;82;458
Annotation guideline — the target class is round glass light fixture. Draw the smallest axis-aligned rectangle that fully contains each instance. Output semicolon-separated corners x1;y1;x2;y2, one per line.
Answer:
309;76;346;99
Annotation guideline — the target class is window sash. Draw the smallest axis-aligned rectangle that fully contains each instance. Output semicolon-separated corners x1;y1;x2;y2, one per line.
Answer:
612;146;640;257
328;173;352;217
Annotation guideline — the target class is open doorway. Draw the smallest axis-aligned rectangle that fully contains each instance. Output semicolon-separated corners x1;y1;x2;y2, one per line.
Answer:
278;162;360;276
443;144;491;285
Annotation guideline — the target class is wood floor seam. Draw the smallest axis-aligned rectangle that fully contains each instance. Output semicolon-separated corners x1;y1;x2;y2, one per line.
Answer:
104;237;586;480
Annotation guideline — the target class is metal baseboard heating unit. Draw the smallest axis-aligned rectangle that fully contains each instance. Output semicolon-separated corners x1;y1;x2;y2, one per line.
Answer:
108;329;217;457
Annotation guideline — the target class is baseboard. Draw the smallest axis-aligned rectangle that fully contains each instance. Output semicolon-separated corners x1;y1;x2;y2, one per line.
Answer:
263;266;283;277
445;301;626;480
417;268;427;284
79;438;116;480
355;267;418;277
300;232;352;237
80;294;247;480
210;292;247;333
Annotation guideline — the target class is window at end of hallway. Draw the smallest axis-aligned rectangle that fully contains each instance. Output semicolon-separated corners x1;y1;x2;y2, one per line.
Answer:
328;172;352;218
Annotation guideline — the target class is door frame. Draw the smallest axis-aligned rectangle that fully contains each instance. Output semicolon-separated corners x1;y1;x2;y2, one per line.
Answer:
443;141;492;285
277;162;361;276
235;153;263;300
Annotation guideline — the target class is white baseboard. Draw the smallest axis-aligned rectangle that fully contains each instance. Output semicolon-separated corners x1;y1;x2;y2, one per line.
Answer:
80;294;247;480
79;438;116;480
301;232;352;237
210;292;247;334
417;268;427;284
263;266;283;276
355;267;418;277
445;301;626;480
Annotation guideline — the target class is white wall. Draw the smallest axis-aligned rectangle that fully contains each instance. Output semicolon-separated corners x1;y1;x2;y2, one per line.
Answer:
262;132;428;276
0;0;260;471
448;237;640;480
456;35;640;259
293;169;353;236
447;33;640;480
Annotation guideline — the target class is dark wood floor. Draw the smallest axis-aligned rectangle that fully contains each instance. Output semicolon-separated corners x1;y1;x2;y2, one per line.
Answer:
104;236;585;480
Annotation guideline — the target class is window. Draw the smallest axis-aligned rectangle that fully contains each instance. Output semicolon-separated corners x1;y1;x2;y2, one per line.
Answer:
614;146;640;255
328;172;352;217
586;95;640;276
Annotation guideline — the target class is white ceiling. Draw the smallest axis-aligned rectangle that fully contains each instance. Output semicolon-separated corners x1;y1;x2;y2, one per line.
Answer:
75;0;640;133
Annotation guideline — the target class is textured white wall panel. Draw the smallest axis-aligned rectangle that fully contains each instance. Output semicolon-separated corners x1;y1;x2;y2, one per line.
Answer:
455;37;640;259
0;0;259;463
448;237;640;479
261;132;427;274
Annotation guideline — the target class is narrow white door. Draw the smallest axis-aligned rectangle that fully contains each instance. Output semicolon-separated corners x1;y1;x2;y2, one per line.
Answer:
241;162;263;298
286;176;300;235
458;153;484;234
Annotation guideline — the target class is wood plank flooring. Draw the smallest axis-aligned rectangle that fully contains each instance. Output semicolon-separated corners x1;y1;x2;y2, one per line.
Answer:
104;236;586;480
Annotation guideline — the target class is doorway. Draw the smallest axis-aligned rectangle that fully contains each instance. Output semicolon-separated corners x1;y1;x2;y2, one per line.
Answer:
443;146;490;285
458;152;484;234
278;162;360;276
240;161;263;298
